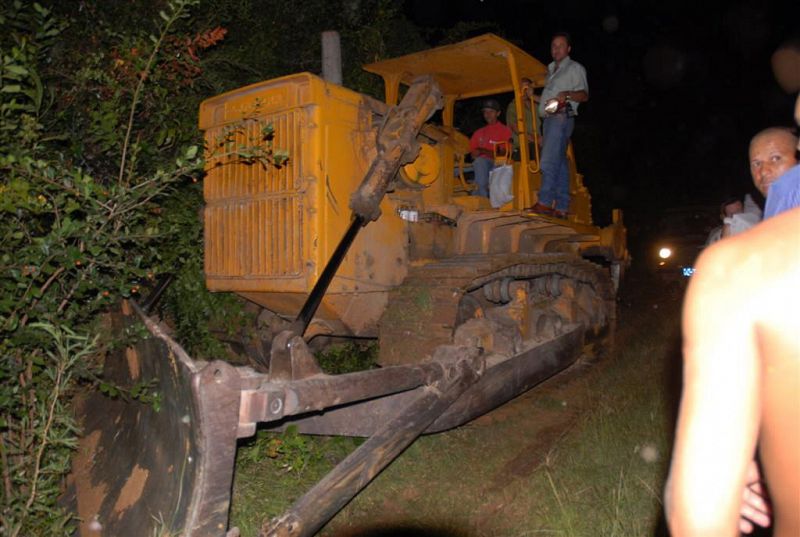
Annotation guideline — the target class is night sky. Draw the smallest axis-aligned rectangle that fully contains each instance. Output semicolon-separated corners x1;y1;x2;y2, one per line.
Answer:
404;0;800;224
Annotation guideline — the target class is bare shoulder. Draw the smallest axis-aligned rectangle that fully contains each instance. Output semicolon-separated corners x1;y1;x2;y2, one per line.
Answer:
683;207;800;339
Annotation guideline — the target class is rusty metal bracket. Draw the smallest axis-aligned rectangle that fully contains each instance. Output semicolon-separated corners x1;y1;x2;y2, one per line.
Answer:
70;302;241;537
71;300;582;537
268;331;324;382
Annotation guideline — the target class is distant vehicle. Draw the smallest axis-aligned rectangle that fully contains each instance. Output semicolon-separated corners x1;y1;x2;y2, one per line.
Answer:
650;206;719;282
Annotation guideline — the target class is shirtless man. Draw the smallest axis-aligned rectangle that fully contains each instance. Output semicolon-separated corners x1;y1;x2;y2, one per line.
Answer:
665;206;800;536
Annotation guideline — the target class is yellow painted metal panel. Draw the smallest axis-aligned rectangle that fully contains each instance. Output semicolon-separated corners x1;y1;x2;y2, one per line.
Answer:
200;73;408;330
363;34;547;99
201;74;319;295
197;48;621;335
204;106;306;279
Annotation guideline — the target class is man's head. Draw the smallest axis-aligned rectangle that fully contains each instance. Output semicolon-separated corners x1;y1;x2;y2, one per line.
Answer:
481;98;501;124
748;127;799;196
520;77;534;96
551;32;572;63
720;197;744;219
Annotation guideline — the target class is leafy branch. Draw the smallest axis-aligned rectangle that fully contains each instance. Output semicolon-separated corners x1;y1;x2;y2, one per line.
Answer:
4;324;93;537
118;0;199;185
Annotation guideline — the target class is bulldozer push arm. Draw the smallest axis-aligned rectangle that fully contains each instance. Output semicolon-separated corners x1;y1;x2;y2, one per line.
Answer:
69;299;487;536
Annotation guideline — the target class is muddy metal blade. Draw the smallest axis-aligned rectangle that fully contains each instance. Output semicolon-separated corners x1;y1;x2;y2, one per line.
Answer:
69;301;241;537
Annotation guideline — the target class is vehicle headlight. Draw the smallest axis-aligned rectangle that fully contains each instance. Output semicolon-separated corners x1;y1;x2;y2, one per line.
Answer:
658;247;672;259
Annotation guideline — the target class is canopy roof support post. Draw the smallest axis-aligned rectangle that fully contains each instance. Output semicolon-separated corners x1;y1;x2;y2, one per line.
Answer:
443;95;456;127
505;51;533;209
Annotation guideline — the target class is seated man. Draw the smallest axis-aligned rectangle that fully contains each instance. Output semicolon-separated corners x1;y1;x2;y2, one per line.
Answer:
705;196;743;246
469;99;512;198
666;207;800;536
506;77;536;160
722;194;761;239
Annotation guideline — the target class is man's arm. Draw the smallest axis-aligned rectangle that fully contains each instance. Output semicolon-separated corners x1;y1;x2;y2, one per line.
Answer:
558;63;590;104
556;89;588;103
665;240;762;536
469;130;487;159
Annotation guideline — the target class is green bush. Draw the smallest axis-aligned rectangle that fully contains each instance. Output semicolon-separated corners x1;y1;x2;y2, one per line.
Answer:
0;1;236;533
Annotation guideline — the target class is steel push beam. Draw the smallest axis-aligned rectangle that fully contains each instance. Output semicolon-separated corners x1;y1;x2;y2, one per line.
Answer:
260;346;484;537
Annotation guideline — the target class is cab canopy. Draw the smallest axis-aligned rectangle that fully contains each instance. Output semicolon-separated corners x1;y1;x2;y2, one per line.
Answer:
363;33;548;102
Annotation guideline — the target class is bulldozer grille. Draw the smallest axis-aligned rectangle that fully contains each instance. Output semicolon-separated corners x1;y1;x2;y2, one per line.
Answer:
204;109;304;278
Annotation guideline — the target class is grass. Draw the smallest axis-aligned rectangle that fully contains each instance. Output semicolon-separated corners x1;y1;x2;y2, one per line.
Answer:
502;282;681;536
516;313;678;536
316;341;378;375
229;275;684;537
230;428;365;535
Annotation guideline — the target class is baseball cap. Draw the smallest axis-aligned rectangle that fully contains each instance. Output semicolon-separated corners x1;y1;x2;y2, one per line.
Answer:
481;98;501;111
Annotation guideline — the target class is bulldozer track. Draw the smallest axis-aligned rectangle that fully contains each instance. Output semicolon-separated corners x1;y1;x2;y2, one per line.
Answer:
379;254;616;366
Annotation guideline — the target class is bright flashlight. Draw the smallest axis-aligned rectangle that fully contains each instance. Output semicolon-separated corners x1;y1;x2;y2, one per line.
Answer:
658;247;672;259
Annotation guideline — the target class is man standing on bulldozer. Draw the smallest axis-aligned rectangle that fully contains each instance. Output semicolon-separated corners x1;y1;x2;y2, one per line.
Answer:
532;32;589;218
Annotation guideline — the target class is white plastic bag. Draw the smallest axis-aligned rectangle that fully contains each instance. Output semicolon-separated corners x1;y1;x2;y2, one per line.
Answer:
489;164;514;208
723;194;763;236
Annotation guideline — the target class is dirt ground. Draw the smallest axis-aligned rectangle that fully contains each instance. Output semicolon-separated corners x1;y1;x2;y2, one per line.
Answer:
319;352;639;537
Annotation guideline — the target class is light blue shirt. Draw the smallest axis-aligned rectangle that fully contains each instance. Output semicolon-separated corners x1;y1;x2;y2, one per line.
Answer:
764;164;800;219
538;56;589;116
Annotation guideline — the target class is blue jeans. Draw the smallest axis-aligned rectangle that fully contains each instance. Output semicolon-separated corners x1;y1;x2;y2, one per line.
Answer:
472;156;494;198
539;114;574;212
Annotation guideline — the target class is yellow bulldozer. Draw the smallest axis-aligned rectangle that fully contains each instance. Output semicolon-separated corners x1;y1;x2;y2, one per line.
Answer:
71;34;628;537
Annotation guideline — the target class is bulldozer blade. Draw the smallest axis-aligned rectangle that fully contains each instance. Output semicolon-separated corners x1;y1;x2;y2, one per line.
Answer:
68;301;242;537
